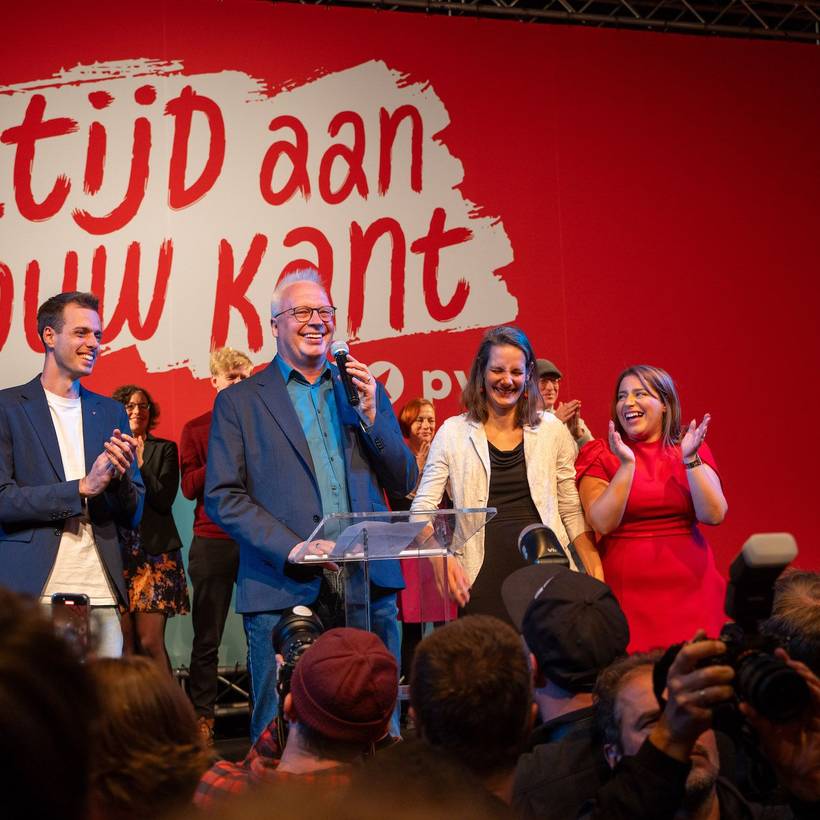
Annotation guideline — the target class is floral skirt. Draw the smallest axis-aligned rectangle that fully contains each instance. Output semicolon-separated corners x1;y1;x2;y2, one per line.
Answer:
121;529;190;615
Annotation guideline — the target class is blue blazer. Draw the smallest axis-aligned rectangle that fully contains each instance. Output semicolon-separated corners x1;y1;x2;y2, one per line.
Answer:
0;376;145;604
204;360;418;613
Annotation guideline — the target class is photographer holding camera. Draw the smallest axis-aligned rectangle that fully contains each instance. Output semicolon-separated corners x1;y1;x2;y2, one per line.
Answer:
583;634;736;819
579;535;820;819
582;637;820;819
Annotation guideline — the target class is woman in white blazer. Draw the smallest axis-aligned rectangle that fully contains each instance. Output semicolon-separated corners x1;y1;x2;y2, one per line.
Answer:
411;326;601;621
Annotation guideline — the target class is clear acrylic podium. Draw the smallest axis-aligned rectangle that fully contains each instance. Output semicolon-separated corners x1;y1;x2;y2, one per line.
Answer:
291;508;496;632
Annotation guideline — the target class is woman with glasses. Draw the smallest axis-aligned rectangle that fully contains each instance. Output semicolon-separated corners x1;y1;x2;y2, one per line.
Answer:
112;384;189;673
575;365;727;651
410;326;600;624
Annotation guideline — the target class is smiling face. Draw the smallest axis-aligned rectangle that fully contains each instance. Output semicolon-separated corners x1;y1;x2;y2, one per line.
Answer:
611;667;720;803
409;403;436;450
43;303;102;382
538;374;560;410
484;344;528;417
271;280;334;373
616;374;666;443
125;390;150;438
211;364;252;392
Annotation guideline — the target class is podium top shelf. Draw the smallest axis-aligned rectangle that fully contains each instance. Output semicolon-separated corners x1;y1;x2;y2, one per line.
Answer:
292;508;497;564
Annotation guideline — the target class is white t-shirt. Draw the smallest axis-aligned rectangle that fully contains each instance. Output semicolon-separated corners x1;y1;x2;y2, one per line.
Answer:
41;388;116;606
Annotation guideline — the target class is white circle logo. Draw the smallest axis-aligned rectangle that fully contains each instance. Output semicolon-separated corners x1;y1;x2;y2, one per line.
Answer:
369;361;404;403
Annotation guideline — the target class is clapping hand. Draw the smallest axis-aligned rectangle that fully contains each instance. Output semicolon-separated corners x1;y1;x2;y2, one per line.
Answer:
608;420;635;466
134;434;145;467
681;414;711;461
415;439;431;472
556;399;582;439
554;399;580;424
80;429;137;497
105;428;137;476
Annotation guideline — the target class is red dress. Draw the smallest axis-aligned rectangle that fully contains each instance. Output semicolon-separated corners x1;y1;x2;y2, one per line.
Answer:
575;439;726;651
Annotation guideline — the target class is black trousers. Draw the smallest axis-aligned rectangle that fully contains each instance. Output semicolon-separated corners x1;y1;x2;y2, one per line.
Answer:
187;535;240;718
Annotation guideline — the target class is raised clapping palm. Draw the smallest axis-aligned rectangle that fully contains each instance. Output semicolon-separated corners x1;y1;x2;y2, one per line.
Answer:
415;439;431;472
554;399;580;424
608;420;635;465
681;413;711;461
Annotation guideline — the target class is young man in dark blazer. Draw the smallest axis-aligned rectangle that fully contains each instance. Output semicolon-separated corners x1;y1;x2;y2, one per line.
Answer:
0;291;144;655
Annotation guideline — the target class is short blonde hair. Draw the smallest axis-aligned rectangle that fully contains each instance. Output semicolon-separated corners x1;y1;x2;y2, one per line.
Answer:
209;347;252;377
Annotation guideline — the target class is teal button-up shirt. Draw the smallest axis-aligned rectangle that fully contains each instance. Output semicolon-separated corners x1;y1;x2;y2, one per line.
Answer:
274;355;350;519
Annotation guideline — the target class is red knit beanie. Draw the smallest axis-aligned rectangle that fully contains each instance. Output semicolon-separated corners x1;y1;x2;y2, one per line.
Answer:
289;627;398;743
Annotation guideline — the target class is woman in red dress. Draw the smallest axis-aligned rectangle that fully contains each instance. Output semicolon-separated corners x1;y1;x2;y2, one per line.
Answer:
576;365;728;651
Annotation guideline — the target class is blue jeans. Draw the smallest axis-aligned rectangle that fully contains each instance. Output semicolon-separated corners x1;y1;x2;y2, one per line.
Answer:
243;592;401;743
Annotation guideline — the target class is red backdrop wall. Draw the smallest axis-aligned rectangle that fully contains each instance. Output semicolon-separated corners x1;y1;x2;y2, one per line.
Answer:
2;0;818;574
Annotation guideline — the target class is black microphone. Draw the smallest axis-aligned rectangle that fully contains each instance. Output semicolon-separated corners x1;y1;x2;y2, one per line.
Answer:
518;524;570;567
330;340;360;406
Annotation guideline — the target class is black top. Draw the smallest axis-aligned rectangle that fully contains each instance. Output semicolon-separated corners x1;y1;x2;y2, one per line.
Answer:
138;435;183;555
463;441;540;623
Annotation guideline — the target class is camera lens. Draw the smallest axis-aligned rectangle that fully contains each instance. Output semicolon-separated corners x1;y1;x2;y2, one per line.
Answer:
736;651;810;722
273;606;324;660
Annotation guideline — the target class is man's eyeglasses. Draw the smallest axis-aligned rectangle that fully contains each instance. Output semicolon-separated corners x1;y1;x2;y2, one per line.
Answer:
125;402;150;412
273;305;336;323
540;377;561;386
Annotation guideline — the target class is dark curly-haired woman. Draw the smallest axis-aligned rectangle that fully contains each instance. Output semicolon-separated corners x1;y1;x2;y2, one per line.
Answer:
112;385;189;674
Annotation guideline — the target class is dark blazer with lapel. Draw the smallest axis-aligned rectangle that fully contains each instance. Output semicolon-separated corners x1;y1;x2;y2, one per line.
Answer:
0;375;145;604
204;359;418;613
138;435;182;556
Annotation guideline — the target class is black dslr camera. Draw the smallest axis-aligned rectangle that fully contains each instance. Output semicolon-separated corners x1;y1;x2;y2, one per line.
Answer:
272;605;325;748
654;533;810;727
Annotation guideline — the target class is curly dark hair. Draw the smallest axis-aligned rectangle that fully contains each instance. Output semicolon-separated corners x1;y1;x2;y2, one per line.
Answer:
111;384;159;432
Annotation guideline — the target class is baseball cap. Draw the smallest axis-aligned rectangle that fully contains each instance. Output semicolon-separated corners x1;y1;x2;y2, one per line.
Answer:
536;359;562;379
501;565;629;692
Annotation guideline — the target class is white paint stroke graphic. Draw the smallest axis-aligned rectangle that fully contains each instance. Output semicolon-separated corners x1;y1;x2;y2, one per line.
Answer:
0;58;516;380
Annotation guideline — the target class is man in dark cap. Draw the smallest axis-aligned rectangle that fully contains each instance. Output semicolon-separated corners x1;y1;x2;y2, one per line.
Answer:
502;564;629;819
195;627;398;808
536;358;593;449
